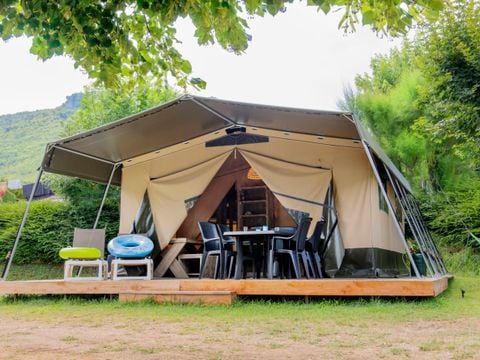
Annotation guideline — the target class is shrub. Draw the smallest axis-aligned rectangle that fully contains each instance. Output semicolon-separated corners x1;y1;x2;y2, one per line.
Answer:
418;178;480;249
0;199;119;265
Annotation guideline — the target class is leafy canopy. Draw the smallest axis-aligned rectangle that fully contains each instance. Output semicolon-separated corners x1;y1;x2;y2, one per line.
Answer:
415;0;480;169
0;0;444;89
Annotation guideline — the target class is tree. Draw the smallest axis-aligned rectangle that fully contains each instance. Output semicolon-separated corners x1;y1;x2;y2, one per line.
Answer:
353;47;432;187
415;0;480;171
0;0;444;89
344;1;480;249
48;85;178;207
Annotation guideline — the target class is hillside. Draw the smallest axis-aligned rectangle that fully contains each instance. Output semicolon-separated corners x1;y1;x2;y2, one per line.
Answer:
0;94;82;182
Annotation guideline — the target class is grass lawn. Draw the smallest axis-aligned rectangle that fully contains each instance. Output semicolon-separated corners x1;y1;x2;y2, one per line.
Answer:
0;266;479;359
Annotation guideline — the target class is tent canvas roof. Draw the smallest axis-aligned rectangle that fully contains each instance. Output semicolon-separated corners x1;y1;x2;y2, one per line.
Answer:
41;94;411;192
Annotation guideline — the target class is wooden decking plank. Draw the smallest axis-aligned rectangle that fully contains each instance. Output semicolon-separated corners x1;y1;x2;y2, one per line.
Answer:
0;276;450;297
180;277;450;297
0;279;180;295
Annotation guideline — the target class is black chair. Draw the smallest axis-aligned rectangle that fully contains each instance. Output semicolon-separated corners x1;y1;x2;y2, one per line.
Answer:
218;224;256;279
305;220;325;278
270;217;313;279
198;222;233;279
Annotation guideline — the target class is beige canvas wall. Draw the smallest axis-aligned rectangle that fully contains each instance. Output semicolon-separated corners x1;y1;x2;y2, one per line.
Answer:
119;162;150;234
371;181;405;253
119;127;406;254
119;142;233;235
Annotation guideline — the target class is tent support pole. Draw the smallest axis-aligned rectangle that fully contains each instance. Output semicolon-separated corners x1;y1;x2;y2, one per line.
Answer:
408;195;447;273
1;168;44;281
384;165;438;276
361;141;421;278
93;164;119;229
398;184;446;274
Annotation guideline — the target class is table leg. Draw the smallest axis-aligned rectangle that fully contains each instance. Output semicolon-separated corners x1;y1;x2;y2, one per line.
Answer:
154;242;185;278
169;259;190;278
234;237;243;280
267;237;274;280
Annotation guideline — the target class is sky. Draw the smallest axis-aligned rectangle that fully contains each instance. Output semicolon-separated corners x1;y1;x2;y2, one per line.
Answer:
0;3;401;116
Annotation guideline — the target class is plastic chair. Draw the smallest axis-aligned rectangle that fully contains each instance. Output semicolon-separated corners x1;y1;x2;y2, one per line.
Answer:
305;220;325;278
61;228;107;281
271;217;313;279
218;224;256;279
198;222;233;279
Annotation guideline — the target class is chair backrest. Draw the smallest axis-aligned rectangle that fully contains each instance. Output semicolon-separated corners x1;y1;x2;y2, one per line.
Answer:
308;220;325;253
294;217;312;252
217;224;234;242
274;226;297;236
73;228;106;258
198;222;221;251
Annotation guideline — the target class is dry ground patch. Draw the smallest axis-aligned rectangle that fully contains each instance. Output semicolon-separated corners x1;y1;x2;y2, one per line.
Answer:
0;277;479;359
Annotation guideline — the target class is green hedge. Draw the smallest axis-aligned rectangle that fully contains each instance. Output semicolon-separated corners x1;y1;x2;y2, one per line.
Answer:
0;200;119;265
418;179;480;249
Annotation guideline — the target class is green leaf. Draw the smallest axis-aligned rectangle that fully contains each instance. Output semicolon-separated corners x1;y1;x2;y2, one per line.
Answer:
362;10;375;25
139;50;153;63
180;60;192;74
428;0;444;11
190;77;207;89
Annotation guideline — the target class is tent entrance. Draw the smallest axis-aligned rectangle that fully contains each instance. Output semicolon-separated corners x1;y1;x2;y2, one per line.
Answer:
175;152;299;240
210;184;238;230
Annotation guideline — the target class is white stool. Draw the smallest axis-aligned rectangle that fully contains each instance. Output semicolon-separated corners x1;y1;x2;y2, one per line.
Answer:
111;258;153;280
177;254;203;277
64;259;107;281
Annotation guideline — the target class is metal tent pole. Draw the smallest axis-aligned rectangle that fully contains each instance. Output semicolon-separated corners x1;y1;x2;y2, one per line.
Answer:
384;166;438;276
1;168;44;281
93;164;119;229
401;188;447;274
361;141;421;278
410;197;447;273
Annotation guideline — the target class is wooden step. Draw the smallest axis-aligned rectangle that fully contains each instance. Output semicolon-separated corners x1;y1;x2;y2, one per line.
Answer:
118;290;236;305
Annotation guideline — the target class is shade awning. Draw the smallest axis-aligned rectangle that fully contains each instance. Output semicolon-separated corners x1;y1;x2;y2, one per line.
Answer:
41;94;410;191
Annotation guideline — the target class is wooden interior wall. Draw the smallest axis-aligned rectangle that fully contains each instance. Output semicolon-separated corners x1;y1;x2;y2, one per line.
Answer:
176;152;296;240
176;153;247;239
274;196;297;228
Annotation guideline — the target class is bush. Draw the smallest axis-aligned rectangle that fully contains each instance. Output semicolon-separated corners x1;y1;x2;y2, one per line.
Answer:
0;199;119;265
441;246;480;276
418;178;480;248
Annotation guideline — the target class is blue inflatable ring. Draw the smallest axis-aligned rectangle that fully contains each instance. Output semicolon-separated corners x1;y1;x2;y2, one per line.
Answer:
107;234;154;258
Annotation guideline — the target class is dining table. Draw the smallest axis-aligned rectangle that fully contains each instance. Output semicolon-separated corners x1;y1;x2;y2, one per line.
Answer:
223;230;276;280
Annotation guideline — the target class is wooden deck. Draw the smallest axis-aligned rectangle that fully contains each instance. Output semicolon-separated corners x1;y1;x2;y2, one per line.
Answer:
0;276;450;304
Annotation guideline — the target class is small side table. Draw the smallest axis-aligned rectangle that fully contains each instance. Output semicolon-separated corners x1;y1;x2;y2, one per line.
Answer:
64;259;107;281
111;258;153;280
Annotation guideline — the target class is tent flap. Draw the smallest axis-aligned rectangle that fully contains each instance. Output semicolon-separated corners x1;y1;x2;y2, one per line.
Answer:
239;150;332;234
147;151;232;249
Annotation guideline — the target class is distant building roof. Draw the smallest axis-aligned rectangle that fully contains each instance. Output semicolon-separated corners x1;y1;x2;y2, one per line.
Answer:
23;182;54;200
7;179;22;190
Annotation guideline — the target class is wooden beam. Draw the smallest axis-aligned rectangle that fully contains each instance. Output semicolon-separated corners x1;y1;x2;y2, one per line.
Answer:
176;169;245;239
0;276;450;297
179;277;451;297
0;279;180;295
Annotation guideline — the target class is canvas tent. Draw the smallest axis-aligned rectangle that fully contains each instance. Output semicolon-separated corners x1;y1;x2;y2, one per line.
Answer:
2;95;447;280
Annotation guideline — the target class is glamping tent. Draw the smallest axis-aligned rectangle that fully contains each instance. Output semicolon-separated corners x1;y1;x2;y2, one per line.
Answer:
2;95;447;280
